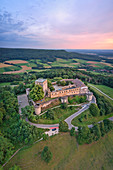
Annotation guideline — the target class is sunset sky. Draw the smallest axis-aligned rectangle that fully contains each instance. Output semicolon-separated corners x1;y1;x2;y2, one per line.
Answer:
0;0;113;49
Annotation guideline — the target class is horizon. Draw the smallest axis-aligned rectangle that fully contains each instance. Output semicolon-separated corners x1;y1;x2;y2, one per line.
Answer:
0;0;113;49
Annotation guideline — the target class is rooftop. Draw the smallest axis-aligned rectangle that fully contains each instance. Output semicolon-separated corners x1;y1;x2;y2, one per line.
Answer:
35;78;46;83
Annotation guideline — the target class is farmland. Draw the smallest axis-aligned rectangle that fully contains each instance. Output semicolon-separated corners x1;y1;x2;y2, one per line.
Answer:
0;58;113;74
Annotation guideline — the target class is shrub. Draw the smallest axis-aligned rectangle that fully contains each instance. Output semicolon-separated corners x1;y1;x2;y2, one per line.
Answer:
89;103;100;117
60;103;68;109
70;127;75;136
59;121;68;132
41;146;52;163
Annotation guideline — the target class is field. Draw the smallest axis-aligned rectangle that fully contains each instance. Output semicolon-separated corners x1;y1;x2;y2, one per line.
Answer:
3;65;31;74
0;63;11;68
5;131;113;170
90;84;113;99
0;57;113;74
0;66;21;73
5;60;28;64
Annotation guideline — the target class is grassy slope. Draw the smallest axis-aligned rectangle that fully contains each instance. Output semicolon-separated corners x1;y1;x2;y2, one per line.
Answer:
72;109;113;126
90;84;113;99
38;106;79;124
5;132;113;170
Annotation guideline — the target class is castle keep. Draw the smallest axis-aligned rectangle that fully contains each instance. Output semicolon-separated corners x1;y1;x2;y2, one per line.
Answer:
35;78;48;96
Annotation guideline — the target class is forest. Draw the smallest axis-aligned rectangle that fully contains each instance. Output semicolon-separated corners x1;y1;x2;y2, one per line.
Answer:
1;48;113;64
0;86;45;165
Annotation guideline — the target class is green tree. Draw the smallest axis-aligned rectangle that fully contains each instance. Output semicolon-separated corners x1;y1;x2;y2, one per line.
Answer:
29;85;44;101
46;109;54;120
77;126;92;144
59;121;68;132
70;127;75;136
89;103;100;117
103;119;113;133
0;136;14;165
61;103;68;110
99;122;105;137
92;123;101;141
41;146;52;163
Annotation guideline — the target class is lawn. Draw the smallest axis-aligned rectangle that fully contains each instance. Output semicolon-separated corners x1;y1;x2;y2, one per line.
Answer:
5;131;113;170
90;84;113;99
71;109;113;126
0;82;11;86
38;106;79;124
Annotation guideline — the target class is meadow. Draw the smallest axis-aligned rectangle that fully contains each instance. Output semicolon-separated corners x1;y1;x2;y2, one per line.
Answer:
4;131;113;170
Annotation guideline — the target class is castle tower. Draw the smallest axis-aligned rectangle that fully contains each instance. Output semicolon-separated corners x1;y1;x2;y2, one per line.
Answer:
35;78;48;96
86;92;93;101
35;103;41;115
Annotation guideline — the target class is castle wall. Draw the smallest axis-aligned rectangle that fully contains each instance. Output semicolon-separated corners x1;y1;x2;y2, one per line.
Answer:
48;87;80;98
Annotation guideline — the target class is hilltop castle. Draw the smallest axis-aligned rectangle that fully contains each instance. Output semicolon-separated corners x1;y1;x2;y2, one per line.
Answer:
35;78;88;98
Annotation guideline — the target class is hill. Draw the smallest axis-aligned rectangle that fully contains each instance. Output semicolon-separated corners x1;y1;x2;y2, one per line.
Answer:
0;48;104;63
5;132;113;170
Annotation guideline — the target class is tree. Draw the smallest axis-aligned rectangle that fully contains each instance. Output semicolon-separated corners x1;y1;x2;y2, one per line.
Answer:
70;127;75;136
103;119;113;133
89;103;100;117
41;146;52;163
92;123;101;141
46;109;54;120
50;86;55;92
61;103;68;109
59;121;68;132
0;136;14;165
29;85;44;101
77;126;92;144
99;122;105;137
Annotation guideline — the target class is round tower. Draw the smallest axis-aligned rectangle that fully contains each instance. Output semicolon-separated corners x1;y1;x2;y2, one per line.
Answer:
35;103;41;115
86;92;93;101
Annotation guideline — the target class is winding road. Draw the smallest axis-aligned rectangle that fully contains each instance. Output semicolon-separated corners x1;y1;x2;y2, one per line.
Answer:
65;96;96;129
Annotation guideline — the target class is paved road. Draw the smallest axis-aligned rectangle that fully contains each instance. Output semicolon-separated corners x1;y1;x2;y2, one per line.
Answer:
88;84;113;101
26;118;59;129
64;96;96;129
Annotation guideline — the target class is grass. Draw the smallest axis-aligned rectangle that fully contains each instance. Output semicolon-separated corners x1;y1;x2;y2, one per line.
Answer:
71;109;113;126
5;131;113;170
0;82;11;86
88;84;113;106
38;106;79;124
90;84;113;99
0;66;21;73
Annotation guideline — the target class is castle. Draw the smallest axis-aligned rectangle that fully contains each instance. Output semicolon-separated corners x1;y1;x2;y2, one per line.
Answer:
35;78;88;98
33;78;93;115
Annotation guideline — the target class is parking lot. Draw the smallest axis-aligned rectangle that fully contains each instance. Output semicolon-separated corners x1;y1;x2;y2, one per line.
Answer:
17;94;29;115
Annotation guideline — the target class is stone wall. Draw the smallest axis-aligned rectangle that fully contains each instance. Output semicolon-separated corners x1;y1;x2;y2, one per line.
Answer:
41;98;60;111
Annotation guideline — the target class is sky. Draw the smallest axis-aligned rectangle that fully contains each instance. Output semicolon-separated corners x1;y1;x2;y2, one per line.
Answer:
0;0;113;49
